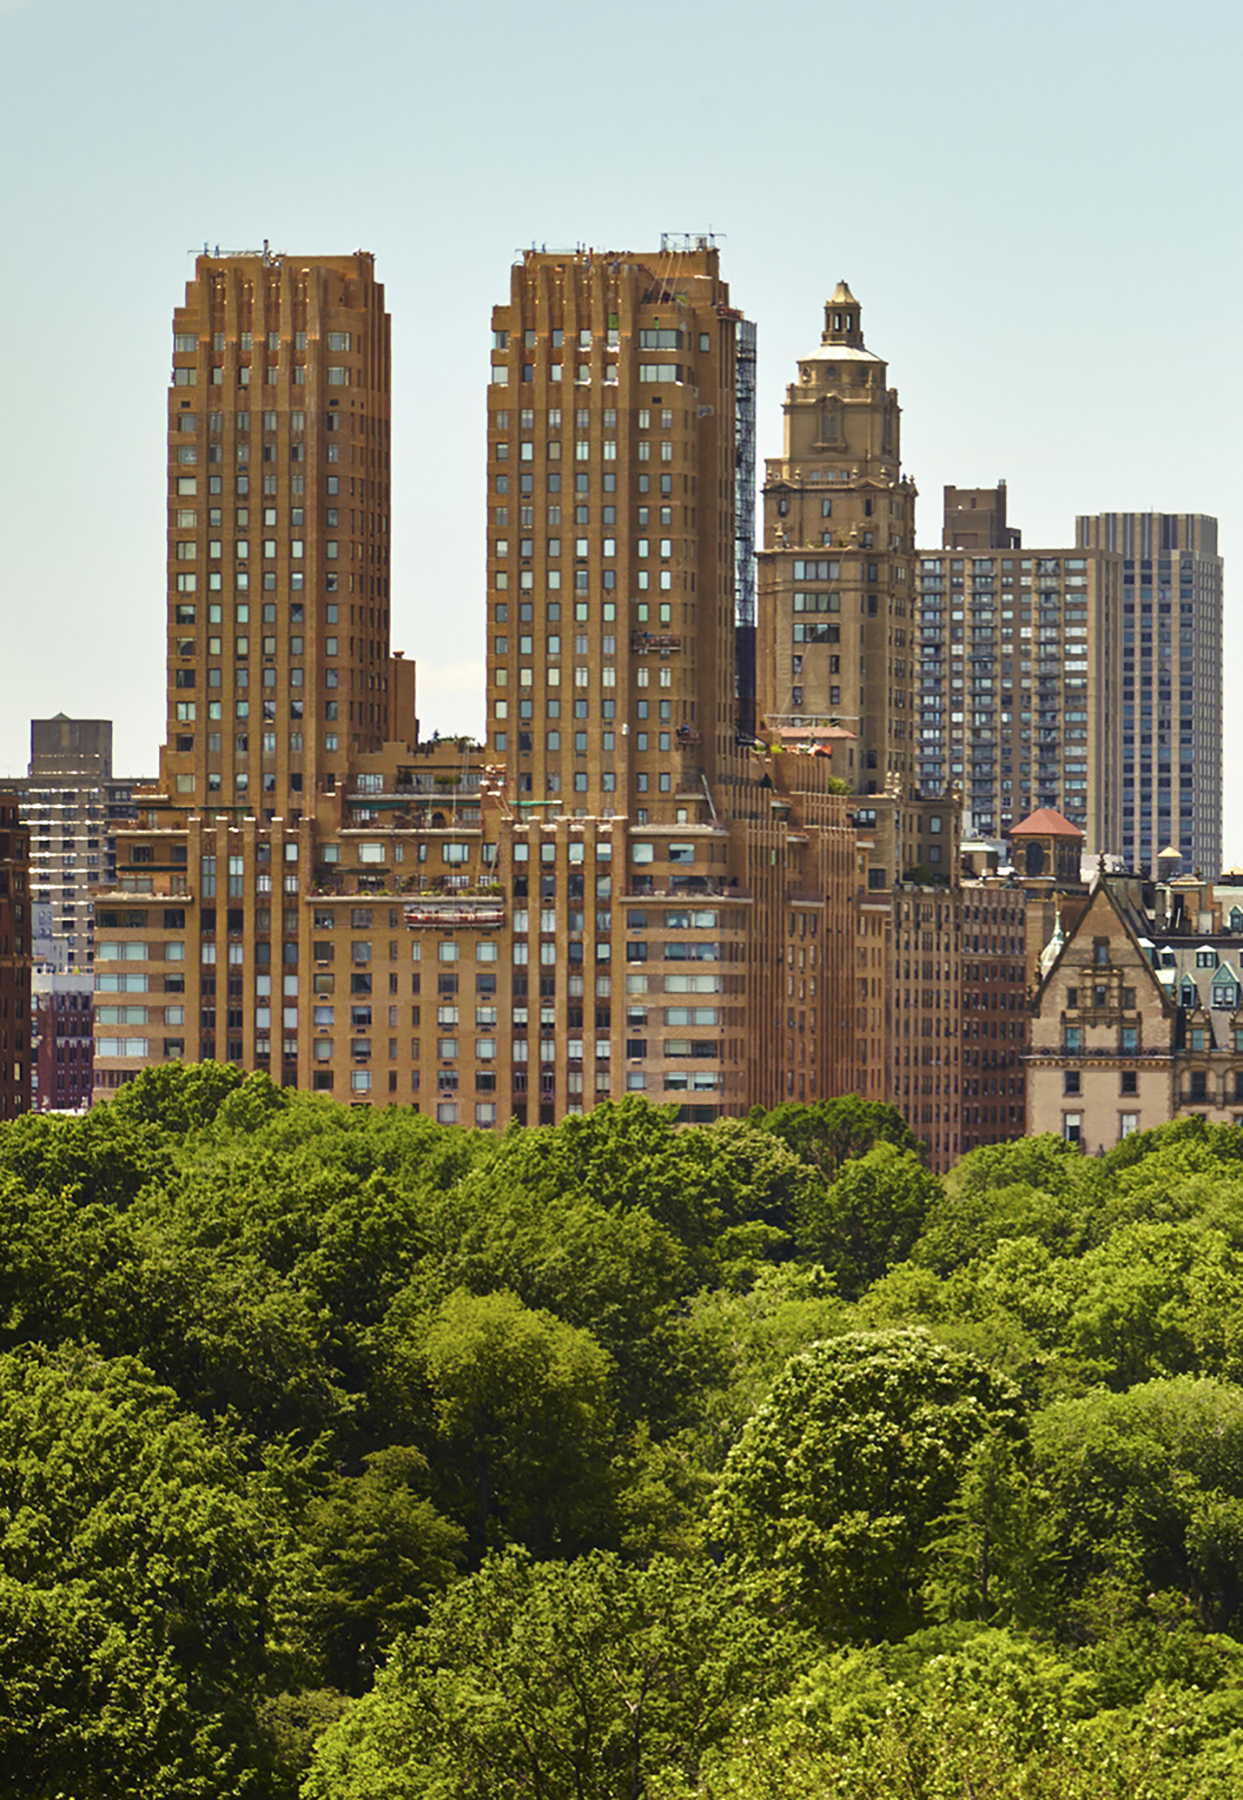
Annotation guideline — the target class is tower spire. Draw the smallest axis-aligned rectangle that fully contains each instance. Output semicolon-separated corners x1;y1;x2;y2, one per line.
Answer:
823;281;863;347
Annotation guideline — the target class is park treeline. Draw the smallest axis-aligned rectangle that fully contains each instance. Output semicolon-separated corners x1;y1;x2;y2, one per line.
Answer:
5;1068;1243;1796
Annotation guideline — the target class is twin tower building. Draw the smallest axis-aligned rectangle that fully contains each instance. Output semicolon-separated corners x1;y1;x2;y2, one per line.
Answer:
92;242;1221;1168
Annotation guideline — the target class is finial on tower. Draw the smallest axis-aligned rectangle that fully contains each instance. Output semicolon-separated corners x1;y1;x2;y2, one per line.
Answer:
823;281;863;348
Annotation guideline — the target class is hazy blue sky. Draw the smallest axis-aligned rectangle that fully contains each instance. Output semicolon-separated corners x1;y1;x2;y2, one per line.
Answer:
2;0;1240;849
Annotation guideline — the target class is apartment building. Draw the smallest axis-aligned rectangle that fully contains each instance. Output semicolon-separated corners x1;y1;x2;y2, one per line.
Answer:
31;970;94;1113
94;245;869;1129
959;881;1028;1151
0;795;31;1120
5;717;140;971
917;487;1122;856
1076;512;1222;879
756;282;918;792
93;249;407;1098
1027;873;1243;1150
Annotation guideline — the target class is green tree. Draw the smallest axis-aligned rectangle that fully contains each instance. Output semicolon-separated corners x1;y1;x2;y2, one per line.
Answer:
0;1104;173;1210
462;1102;815;1273
1024;1376;1243;1636
674;1626;1243;1800
0;1345;302;1798
797;1143;940;1297
109;1058;272;1133
429;1179;692;1429
305;1446;464;1694
108;1238;354;1439
754;1095;921;1180
0;1170;140;1350
710;1327;1025;1637
303;1549;810;1800
682;1265;849;1471
384;1287;618;1557
922;1431;1064;1626
912;1134;1091;1275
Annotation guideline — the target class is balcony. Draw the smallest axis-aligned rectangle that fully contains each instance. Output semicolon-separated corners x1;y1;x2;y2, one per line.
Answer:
623;876;736;899
404;897;506;929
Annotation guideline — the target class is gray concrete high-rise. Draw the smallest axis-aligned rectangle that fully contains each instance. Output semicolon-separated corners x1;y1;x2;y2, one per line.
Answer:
1076;512;1222;879
6;718;142;970
917;489;1122;855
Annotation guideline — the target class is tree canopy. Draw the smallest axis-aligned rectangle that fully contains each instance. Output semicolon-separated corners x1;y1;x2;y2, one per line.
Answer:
0;1070;1242;1795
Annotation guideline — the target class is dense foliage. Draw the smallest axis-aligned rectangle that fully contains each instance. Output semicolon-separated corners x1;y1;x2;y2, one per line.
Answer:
3;1068;1243;1794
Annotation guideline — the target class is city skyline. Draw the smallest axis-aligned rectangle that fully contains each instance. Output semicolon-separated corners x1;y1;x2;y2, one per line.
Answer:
2;0;1240;852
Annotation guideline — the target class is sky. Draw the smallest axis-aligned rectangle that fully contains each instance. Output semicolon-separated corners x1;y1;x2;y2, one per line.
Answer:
1;0;1240;850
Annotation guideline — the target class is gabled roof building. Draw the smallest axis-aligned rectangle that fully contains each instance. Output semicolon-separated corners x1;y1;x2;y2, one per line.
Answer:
1027;872;1243;1152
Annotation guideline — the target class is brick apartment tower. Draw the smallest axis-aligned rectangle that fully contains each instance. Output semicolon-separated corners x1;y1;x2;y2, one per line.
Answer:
756;282;918;791
485;243;747;822
482;243;855;1120
163;251;396;814
93;251;413;1097
94;245;930;1145
753;288;966;1167
0;795;32;1119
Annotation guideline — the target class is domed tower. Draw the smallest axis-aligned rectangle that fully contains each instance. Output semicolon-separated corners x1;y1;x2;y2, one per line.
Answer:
756;283;917;795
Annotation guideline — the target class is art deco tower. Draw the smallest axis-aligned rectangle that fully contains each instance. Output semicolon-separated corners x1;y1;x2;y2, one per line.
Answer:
163;251;393;817
756;283;918;793
485;242;751;826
